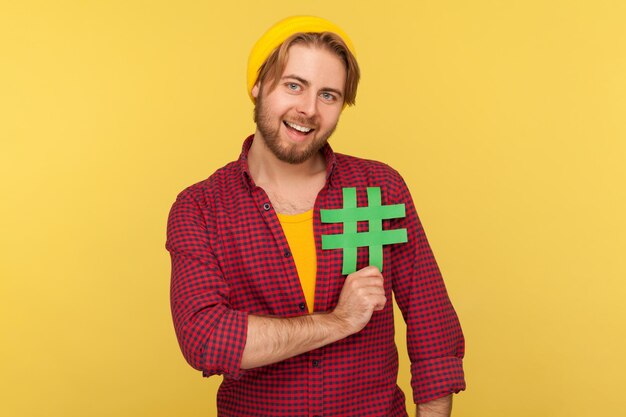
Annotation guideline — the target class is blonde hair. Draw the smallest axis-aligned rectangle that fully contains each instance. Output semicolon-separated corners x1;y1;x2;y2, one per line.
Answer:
255;32;360;106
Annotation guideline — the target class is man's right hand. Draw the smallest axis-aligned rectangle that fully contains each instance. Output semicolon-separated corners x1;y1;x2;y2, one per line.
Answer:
331;266;387;335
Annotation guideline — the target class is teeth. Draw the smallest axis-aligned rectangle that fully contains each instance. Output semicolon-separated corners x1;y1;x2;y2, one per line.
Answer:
286;121;312;133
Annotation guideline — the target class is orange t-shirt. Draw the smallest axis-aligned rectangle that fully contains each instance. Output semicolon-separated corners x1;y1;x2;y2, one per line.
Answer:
276;210;317;313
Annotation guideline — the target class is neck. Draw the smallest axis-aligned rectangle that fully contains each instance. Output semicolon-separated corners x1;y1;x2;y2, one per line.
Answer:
247;132;327;189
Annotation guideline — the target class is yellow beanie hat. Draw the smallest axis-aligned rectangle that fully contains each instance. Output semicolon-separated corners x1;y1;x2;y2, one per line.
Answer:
246;16;357;103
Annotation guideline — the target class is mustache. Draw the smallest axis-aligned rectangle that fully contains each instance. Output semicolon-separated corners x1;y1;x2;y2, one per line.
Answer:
285;115;319;128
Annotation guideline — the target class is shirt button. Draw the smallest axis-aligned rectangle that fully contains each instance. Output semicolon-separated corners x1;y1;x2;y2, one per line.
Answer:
284;250;291;258
263;203;271;211
312;359;320;367
298;303;306;311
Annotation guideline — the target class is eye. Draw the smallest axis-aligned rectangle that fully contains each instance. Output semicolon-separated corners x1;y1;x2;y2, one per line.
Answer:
286;82;300;91
320;92;337;102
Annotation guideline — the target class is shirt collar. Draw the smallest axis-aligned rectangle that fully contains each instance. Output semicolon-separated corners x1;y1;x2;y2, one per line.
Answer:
239;134;338;193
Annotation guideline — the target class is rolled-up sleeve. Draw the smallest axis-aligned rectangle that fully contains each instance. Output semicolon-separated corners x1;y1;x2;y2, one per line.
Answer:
388;173;466;404
166;188;248;379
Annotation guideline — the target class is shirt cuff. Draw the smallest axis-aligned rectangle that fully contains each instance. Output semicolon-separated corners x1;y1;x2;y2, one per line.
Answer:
202;308;248;380
411;356;466;404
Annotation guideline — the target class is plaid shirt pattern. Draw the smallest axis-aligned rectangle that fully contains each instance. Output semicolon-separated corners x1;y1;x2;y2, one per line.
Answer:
167;136;465;417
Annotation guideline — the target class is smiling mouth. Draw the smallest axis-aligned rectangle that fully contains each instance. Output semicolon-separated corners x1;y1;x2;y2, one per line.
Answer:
284;120;315;135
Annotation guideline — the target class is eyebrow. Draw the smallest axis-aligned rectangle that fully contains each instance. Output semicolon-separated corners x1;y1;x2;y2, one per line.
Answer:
281;74;344;98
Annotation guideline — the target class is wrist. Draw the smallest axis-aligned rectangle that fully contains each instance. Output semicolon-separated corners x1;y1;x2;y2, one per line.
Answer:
322;310;354;339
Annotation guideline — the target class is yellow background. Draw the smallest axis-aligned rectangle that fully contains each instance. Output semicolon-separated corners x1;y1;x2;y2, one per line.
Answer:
1;1;625;416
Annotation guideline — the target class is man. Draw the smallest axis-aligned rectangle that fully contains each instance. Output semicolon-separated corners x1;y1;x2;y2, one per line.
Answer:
167;16;465;417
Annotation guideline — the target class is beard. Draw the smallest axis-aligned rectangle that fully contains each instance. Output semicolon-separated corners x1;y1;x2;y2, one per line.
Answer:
253;91;337;165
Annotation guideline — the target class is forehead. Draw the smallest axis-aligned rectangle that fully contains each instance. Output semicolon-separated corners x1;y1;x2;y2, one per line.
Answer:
282;44;347;91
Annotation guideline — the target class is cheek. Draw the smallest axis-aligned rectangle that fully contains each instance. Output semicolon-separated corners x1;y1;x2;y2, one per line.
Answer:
267;99;294;117
321;108;342;126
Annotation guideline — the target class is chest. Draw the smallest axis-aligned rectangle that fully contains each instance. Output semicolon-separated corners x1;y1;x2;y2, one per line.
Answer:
266;190;316;214
212;184;397;316
264;178;326;215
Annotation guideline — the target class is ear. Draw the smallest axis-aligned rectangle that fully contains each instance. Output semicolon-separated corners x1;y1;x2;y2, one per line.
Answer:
251;83;260;99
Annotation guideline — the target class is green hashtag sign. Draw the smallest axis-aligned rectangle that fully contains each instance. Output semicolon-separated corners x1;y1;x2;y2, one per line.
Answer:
321;187;408;274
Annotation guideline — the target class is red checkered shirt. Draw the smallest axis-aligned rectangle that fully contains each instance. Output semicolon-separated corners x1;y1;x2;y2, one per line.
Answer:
166;135;465;417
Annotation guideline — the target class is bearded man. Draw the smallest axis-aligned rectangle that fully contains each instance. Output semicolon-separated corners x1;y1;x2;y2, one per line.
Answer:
167;16;465;417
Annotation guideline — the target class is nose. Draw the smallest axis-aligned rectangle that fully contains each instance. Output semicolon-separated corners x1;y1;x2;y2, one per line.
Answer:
295;91;318;118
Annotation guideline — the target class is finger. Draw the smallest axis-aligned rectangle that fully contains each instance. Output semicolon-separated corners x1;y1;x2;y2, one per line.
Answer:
370;287;386;296
353;265;383;278
361;265;381;274
360;285;385;296
354;276;384;288
344;278;382;294
373;296;387;311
